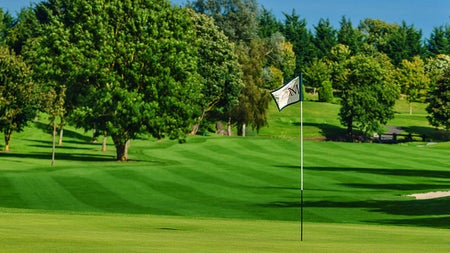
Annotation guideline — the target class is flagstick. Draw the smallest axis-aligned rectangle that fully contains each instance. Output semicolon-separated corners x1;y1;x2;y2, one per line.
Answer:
300;75;304;242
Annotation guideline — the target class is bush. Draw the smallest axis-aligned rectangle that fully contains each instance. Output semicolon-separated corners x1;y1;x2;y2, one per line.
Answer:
319;80;334;102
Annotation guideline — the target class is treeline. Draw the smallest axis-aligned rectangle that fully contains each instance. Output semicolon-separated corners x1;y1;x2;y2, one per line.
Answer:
0;0;449;161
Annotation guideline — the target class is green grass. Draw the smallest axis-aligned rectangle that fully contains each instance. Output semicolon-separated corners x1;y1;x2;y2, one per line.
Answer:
0;103;449;252
1;210;449;253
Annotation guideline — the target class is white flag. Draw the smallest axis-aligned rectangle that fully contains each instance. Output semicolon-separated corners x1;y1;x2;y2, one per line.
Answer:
270;76;301;111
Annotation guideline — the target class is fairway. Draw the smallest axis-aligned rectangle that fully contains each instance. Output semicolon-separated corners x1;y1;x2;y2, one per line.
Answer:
0;103;449;252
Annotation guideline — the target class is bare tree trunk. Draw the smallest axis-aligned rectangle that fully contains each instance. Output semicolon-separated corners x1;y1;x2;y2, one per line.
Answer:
409;102;413;115
102;131;107;152
58;128;64;146
242;123;246;137
51;123;56;166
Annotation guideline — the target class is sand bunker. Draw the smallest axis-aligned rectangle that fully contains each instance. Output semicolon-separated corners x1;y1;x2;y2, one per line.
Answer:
407;191;450;200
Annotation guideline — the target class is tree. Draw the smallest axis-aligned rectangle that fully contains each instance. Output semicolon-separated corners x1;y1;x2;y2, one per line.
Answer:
190;0;259;43
303;58;332;96
233;39;267;136
337;16;364;55
281;9;314;76
41;85;66;166
313;18;337;60
329;44;351;90
339;53;399;138
28;0;203;161
0;46;37;151
425;54;450;85
395;56;430;114
258;7;281;38
186;9;243;135
426;25;450;56
426;70;450;130
191;0;274;136
0;9;14;45
385;22;424;66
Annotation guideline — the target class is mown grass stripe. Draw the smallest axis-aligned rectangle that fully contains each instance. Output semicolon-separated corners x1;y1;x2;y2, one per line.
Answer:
105;168;259;218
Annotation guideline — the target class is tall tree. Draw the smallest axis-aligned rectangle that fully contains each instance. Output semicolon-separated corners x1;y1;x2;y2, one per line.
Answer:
28;0;203;161
313;18;337;60
426;25;450;56
186;9;243;135
232;39;267;136
337;16;364;55
191;0;259;43
386;22;424;66
0;46;37;151
339;53;399;138
426;69;450;130
395;56;429;114
258;7;281;38
281;9;314;76
191;0;273;136
0;9;14;45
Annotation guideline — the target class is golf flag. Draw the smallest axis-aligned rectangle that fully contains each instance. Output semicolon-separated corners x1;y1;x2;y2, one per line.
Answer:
271;74;305;241
270;76;301;111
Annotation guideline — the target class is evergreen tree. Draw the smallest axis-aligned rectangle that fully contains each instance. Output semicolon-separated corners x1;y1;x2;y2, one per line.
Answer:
281;9;314;76
313;18;337;59
337;16;364;55
427;25;450;56
258;7;281;38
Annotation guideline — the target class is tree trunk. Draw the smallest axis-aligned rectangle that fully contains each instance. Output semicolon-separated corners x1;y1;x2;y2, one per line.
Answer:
102;131;107;152
227;117;232;136
4;130;12;152
51;123;57;166
191;124;200;136
58;128;64;146
409;102;413;115
92;129;98;143
115;142;127;161
112;135;129;161
242;123;246;137
347;118;353;141
191;109;207;135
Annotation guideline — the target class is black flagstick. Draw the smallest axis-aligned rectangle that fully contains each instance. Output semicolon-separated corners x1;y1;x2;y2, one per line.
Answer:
300;73;304;242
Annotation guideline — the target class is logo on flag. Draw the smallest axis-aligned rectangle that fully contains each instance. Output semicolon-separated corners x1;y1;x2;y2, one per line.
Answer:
270;76;301;111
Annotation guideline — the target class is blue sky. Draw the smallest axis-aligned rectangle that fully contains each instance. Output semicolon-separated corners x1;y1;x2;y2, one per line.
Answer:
2;0;450;38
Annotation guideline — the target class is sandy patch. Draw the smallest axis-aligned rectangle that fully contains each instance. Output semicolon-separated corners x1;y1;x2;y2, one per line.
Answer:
407;191;450;200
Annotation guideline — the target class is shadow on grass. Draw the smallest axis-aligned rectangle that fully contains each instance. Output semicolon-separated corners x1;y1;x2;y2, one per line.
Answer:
33;121;92;142
261;165;450;228
402;126;450;141
0;151;114;162
261;197;450;229
311;166;450;179
294;122;348;141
